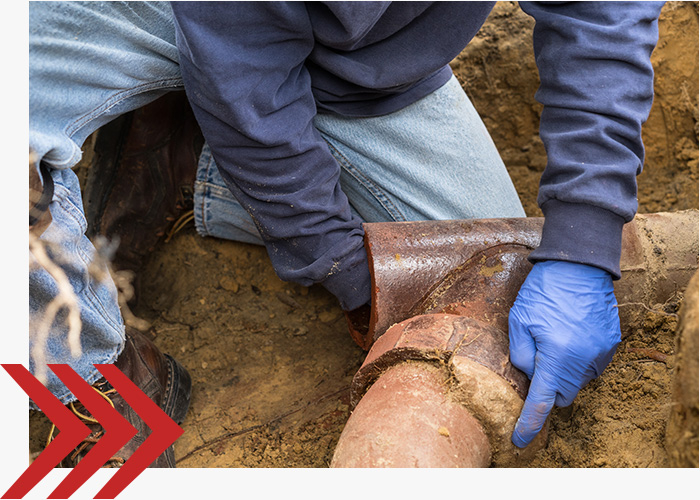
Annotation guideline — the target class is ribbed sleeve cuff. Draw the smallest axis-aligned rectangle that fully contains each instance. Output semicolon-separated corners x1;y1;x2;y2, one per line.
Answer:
528;200;627;280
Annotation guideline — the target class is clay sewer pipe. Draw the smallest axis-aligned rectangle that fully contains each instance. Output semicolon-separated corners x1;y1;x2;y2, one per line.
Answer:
332;210;699;468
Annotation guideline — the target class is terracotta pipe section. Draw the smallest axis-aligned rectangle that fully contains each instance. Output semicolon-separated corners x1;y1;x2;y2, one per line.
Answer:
360;210;699;345
330;362;491;468
334;210;698;468
333;312;546;467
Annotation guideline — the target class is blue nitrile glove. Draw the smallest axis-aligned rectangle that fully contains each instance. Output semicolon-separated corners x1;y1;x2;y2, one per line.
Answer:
508;260;621;448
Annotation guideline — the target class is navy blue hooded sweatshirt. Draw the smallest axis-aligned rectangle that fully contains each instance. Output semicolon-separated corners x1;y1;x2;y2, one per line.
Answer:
170;1;664;311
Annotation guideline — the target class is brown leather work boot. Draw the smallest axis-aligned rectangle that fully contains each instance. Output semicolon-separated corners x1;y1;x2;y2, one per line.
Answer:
84;91;204;274
56;328;192;468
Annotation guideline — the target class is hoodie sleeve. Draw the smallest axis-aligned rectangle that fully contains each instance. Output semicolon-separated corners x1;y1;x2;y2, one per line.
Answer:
170;2;371;310
519;1;664;278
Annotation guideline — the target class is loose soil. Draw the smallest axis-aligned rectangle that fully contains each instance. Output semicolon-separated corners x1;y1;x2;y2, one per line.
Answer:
29;1;698;468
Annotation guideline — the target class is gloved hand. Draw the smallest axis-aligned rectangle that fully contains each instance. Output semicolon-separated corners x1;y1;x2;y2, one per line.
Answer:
508;260;621;448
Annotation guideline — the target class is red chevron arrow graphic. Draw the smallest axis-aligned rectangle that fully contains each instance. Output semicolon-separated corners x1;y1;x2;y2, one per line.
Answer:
47;364;138;499
93;363;184;499
3;363;184;499
1;364;91;499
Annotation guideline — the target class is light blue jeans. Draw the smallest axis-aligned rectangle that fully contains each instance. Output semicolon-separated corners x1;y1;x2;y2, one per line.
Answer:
29;2;525;405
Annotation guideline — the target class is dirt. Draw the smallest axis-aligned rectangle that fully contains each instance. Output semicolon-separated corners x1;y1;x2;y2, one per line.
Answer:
29;1;698;468
665;272;699;467
136;236;363;467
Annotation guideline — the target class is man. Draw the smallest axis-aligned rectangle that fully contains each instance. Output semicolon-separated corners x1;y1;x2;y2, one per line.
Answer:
29;1;664;466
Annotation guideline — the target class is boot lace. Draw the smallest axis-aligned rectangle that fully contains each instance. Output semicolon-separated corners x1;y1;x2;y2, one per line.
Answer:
164;209;194;243
46;382;126;468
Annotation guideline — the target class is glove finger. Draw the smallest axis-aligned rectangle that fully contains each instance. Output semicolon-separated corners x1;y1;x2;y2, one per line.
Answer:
512;369;556;448
508;310;536;379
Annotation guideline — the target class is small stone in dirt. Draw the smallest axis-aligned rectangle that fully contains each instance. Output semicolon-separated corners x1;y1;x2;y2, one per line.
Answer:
276;291;301;309
251;285;262;296
318;310;338;323
293;327;308;337
219;276;239;293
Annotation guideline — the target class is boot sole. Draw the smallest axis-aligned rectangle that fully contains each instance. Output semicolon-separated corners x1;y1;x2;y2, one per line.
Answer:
160;354;192;468
163;353;192;426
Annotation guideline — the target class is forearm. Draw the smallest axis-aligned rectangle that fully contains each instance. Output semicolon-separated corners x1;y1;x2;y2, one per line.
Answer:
520;1;664;275
171;2;371;310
